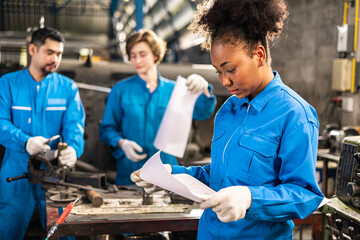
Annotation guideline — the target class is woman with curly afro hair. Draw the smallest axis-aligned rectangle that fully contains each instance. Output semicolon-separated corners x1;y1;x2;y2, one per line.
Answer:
132;0;324;239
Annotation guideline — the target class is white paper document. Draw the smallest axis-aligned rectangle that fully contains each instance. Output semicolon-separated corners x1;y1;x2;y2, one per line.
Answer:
317;197;330;209
154;75;202;158
140;151;215;202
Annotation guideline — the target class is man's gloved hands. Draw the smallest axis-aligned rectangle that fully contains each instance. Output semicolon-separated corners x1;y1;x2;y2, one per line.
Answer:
130;164;172;193
120;139;147;162
58;146;77;167
26;136;51;155
186;74;209;94
200;186;252;223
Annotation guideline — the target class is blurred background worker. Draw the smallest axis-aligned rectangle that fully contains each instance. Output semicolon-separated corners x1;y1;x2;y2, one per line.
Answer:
99;29;216;185
0;27;85;240
132;0;324;239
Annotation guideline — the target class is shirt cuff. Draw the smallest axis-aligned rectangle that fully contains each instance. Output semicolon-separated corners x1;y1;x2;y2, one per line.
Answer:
171;165;187;174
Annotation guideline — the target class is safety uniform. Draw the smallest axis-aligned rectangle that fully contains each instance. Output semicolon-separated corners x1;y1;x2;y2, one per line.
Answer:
172;72;324;239
99;74;216;185
0;68;85;240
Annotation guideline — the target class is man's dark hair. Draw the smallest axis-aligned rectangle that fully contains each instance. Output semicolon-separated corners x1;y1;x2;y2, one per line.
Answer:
30;27;65;47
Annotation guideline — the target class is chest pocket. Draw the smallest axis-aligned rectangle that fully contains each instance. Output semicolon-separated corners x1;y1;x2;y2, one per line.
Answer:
239;133;277;158
11;107;32;133
228;133;279;185
45;106;66;134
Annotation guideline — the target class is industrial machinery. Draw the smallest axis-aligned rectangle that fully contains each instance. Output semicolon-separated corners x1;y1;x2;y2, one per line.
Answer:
320;125;360;154
6;144;116;204
322;136;360;240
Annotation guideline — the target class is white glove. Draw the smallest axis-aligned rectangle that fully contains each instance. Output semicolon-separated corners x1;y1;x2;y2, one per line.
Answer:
58;146;77;167
186;74;209;94
120;139;147;162
200;186;252;223
26;136;51;155
130;164;172;194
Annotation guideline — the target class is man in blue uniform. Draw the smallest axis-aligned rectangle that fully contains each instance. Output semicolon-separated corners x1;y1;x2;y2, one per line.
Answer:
0;27;85;240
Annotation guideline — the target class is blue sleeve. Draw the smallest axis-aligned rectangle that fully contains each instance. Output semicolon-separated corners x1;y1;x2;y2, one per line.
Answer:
246;121;324;221
99;88;123;148
193;84;216;120
62;83;85;157
0;75;30;151
172;164;211;186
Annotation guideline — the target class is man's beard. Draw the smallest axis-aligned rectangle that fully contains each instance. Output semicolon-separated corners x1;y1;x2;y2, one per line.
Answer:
40;63;57;76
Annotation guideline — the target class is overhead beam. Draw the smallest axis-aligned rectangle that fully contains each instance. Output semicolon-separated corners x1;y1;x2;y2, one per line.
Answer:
135;0;143;30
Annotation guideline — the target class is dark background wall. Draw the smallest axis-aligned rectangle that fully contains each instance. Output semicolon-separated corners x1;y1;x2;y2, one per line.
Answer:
268;0;343;132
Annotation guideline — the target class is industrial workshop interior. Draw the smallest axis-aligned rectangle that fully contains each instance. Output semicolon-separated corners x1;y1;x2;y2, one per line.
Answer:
2;0;360;239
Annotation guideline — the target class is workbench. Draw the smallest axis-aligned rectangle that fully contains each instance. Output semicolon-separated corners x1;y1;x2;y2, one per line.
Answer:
45;186;202;239
317;149;339;197
46;186;323;239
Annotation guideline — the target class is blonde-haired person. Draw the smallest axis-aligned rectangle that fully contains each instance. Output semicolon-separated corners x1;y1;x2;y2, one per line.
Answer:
99;29;216;185
131;1;324;239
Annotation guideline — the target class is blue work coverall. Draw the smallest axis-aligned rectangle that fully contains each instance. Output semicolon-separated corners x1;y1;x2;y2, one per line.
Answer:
99;74;216;185
172;72;324;239
0;68;85;240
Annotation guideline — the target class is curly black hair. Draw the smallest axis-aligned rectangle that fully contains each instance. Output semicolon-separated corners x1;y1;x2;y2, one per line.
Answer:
189;0;288;59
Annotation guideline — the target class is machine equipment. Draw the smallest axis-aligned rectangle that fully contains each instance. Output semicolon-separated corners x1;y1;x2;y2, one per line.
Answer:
6;143;117;204
322;136;360;240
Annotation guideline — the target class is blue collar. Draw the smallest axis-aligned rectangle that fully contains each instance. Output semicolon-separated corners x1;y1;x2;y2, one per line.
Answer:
235;71;283;112
25;67;54;85
134;73;165;90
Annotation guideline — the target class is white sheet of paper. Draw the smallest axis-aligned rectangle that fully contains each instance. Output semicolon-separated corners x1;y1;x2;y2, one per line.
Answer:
317;197;330;209
140;151;215;202
154;75;202;158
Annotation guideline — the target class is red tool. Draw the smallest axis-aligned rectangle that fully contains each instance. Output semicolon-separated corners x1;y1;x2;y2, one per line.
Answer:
45;197;80;240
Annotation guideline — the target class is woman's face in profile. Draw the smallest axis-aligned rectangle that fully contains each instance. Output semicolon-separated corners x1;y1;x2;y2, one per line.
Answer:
129;42;158;74
210;40;264;99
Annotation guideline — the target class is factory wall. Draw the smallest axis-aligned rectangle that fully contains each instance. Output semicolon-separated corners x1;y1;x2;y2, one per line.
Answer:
270;0;343;132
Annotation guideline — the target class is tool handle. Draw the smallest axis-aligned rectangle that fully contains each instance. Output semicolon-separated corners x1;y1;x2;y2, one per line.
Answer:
86;185;103;207
56;202;74;224
57;142;68;152
57;142;68;167
6;173;28;182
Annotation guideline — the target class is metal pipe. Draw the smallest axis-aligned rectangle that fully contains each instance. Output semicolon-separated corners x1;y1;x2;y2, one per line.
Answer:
343;1;348;25
354;0;359;52
135;0;144;30
351;0;359;93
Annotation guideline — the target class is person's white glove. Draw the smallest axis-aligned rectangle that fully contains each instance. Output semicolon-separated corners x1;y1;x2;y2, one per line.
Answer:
26;136;51;155
130;164;172;193
58;146;77;167
186;74;209;94
200;186;252;223
120;139;147;162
